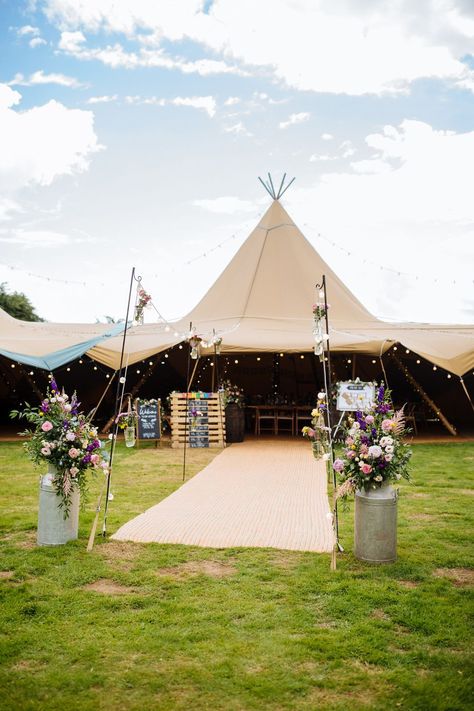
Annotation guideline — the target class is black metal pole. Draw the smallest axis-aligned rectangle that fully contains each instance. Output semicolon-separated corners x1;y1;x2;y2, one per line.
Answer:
182;322;192;481
316;275;341;548
102;267;136;537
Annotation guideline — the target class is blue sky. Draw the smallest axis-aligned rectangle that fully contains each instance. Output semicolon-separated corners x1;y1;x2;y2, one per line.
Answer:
0;0;473;324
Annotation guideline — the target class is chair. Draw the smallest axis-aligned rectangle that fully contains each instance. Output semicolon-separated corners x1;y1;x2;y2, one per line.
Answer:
295;407;312;436
255;408;276;435
275;409;294;436
404;403;418;435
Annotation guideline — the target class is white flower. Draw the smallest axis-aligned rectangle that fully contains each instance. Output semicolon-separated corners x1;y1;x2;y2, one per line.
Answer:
395;473;401;479
374;475;383;482
353;422;360;430
368;445;383;458
385;453;393;462
322;453;330;461
318;392;326;400
385;445;394;453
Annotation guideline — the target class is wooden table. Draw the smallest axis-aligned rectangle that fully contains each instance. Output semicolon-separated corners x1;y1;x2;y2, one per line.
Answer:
246;406;313;436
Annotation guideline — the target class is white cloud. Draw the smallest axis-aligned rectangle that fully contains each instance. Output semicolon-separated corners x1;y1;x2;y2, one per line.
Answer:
0;229;75;247
309;154;337;162
224;96;241;106
351;158;393;175
87;94;118;104
57;30;247;77
0;83;103;191
223;122;252;136
29;37;47;48
17;25;39;36
193;196;256;214
279;112;310;129
43;0;474;95
321;133;333;140
10;70;84;88
126;94;216;117
0;198;22;222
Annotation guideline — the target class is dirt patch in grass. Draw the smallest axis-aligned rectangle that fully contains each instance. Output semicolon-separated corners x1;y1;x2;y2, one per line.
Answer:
410;492;430;499
11;659;47;672
372;608;390;621
0;570;15;579
157;560;237;579
411;513;435;521
306;687;376;707
83;579;139;595
267;550;302;570
397;580;419;589
457;489;474;496
98;541;143;571
434;568;474;587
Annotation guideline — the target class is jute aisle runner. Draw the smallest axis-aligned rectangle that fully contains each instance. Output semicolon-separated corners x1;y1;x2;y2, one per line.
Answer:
112;439;334;552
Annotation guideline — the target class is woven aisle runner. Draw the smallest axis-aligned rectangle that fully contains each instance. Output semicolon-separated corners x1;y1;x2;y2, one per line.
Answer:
112;439;334;552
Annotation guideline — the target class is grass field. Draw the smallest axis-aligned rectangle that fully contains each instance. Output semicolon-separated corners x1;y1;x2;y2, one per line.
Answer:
0;440;473;710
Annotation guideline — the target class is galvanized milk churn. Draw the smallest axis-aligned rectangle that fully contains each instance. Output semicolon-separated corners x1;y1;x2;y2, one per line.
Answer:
354;482;398;563
37;465;80;546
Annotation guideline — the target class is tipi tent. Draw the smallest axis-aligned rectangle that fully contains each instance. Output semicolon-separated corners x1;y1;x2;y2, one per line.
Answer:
86;200;474;377
1;199;473;377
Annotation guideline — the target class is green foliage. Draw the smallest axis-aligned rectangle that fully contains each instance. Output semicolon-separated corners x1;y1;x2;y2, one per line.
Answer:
0;282;43;322
0;441;473;710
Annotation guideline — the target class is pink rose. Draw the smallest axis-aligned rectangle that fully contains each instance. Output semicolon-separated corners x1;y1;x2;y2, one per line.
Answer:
365;415;374;424
382;419;394;432
346;450;356;459
40;446;51;456
68;448;80;459
361;463;372;475
90;454;100;465
41;421;53;432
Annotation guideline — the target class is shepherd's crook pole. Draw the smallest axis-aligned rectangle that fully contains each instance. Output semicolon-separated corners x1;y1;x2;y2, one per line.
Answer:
101;267;137;540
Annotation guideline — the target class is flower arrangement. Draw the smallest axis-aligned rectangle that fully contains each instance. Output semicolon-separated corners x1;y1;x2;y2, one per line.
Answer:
135;288;152;324
115;410;139;429
334;384;412;500
187;328;203;359
10;378;109;516
302;391;331;459
313;302;330;320
219;379;244;408
189;405;203;429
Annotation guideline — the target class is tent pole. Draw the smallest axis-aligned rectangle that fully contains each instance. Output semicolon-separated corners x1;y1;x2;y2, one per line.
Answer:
459;377;474;413
102;268;137;539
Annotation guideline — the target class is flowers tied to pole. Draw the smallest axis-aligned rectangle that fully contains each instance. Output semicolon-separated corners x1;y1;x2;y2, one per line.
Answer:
10;378;109;517
302;391;331;459
134;287;152;325
334;383;412;501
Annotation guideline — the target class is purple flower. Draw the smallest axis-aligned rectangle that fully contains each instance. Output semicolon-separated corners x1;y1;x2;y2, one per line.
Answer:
40;401;49;413
50;378;59;393
82;454;92;464
333;458;345;473
378;385;385;402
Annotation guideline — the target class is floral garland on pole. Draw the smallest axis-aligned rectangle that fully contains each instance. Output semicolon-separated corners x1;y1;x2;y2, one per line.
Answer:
312;301;329;361
134;287;152;325
302;391;331;459
10;377;109;517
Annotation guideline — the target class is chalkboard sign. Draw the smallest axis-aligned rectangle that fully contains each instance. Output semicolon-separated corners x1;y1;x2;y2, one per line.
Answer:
135;399;161;443
187;399;209;448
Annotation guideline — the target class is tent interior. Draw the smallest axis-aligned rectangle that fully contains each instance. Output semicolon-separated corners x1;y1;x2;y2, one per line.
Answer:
1;199;473;436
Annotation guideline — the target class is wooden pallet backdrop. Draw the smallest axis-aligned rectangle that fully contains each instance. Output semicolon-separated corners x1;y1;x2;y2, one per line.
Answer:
170;392;225;449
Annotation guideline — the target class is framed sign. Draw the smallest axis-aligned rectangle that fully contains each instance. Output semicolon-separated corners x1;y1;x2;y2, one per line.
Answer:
336;381;376;412
135;398;161;445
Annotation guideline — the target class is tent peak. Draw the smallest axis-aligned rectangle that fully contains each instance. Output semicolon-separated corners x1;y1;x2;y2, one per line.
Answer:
258;173;295;200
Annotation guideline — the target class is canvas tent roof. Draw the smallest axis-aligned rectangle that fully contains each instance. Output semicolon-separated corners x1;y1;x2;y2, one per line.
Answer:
1;200;473;376
87;200;474;376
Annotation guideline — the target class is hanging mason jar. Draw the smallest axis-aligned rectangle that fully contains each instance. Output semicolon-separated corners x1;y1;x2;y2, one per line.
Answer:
313;319;324;357
124;426;136;447
191;345;199;360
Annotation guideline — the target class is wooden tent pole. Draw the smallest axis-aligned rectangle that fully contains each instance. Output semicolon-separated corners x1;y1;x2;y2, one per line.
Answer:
392;353;457;436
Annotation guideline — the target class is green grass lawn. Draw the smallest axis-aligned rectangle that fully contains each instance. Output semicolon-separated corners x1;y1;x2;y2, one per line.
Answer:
0;440;473;711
